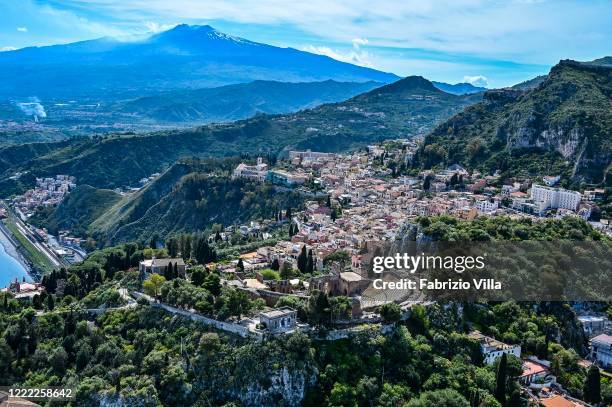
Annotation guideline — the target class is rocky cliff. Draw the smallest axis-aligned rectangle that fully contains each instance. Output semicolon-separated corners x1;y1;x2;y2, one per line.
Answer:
414;59;611;185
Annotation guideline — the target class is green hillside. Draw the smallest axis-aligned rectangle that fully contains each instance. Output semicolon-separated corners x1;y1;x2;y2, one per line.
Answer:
413;60;612;185
0;76;480;195
31;185;122;236
38;158;305;244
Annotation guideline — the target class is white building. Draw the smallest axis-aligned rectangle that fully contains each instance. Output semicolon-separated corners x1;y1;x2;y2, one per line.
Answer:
578;315;608;336
232;158;268;182
590;334;612;368
530;185;581;214
475;199;499;213
289;150;335;161
584;188;605;202
259;307;297;333
469;331;521;365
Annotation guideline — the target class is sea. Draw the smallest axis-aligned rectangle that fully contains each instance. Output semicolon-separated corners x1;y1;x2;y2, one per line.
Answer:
0;239;30;288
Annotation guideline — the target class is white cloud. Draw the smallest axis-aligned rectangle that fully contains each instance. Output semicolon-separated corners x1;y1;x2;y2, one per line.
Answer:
17;27;28;32
1;46;17;52
463;75;489;87
144;21;178;33
49;0;611;65
302;38;374;67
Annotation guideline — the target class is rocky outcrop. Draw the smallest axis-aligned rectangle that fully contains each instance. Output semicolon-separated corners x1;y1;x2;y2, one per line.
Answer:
236;366;317;407
415;58;611;184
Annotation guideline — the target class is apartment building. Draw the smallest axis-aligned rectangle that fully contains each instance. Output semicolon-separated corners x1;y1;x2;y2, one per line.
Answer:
531;185;581;214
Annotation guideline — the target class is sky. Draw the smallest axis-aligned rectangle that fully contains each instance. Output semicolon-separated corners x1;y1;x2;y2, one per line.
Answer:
0;0;610;87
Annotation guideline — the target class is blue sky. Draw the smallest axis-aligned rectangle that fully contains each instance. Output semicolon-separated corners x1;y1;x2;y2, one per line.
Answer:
1;0;610;87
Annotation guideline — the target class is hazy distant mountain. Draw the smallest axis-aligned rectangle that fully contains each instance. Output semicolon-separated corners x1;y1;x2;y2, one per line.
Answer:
432;81;486;95
118;80;383;123
0;24;398;100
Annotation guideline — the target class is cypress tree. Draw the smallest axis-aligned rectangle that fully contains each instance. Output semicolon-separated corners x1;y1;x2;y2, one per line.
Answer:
164;263;174;280
297;245;308;273
423;175;432;191
583;364;601;404
495;353;507;406
47;295;55;311
306;249;314;274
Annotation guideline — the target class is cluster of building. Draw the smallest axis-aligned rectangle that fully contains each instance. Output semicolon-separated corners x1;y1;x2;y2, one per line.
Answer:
510;184;590;218
232;157;309;186
11;175;76;219
469;331;596;406
226;145;610;315
1;278;45;300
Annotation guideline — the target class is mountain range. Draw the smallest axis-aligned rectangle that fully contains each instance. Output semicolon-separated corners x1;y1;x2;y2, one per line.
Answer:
121;79;484;123
11;57;611;244
0;24;489;144
414;59;611;185
0;24;398;100
0;75;481;195
431;81;486;95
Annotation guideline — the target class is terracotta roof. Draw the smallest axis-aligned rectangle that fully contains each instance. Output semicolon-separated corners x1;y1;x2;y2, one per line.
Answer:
591;333;612;346
521;360;548;377
540;395;581;407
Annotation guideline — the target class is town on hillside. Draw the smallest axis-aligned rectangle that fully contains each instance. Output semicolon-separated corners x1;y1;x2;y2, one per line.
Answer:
4;141;610;406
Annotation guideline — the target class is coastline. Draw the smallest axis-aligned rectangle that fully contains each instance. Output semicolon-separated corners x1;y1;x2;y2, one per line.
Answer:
0;221;33;277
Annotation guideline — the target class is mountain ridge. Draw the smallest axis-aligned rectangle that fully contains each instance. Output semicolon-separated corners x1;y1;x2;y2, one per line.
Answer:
117;79;383;123
432;81;487;95
413;59;612;185
0;75;481;194
0;24;399;99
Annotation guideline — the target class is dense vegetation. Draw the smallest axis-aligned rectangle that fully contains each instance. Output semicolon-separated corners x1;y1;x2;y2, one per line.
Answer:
416;215;606;241
1;215;610;406
412;60;612;186
3;288;610;406
30;185;122;236
31;158;306;245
